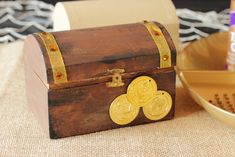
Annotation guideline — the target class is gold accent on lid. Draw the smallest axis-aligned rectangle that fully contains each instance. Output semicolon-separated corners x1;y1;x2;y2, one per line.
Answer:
37;32;68;84
143;21;171;68
142;90;172;120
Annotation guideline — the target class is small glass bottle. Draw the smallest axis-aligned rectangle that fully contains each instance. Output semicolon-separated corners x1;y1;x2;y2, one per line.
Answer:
227;0;235;71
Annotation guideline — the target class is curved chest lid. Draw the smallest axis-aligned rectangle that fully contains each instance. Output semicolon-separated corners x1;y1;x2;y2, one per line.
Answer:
24;22;176;90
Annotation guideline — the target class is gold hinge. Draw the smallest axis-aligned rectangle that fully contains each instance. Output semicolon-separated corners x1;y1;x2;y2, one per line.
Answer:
37;32;68;84
143;21;171;68
106;69;125;87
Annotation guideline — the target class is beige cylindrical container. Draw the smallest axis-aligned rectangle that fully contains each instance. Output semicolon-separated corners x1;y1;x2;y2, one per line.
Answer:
227;0;235;70
53;0;179;49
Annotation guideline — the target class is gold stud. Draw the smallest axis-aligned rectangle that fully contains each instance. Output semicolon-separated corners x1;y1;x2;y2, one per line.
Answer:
163;55;169;61
49;44;57;51
152;27;161;36
56;72;63;79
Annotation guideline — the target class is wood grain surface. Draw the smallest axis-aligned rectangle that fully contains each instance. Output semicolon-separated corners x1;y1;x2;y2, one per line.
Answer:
48;69;175;138
33;22;176;88
24;22;176;138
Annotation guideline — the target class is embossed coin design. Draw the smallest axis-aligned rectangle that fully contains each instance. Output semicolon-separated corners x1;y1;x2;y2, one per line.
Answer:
127;76;157;107
109;94;140;125
143;91;172;120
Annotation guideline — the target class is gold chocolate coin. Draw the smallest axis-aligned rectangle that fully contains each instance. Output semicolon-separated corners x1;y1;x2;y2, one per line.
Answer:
127;76;157;107
143;91;172;121
109;94;140;125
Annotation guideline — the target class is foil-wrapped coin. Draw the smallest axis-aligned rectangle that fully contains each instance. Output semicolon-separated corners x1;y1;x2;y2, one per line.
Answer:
127;76;157;107
109;94;140;125
143;91;172;121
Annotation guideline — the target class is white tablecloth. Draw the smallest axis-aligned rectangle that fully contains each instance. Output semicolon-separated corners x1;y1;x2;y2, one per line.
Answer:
0;41;234;157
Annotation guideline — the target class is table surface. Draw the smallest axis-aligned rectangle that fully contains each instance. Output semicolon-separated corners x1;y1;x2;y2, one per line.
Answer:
0;41;235;157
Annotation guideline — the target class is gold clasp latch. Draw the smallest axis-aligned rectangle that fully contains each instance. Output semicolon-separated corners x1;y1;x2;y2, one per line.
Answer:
106;69;125;87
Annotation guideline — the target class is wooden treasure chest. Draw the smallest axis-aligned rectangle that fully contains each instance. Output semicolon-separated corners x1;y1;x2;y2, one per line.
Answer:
24;21;176;139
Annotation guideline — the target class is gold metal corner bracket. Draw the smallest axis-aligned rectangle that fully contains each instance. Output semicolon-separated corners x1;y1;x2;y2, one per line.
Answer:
37;32;68;84
143;21;171;68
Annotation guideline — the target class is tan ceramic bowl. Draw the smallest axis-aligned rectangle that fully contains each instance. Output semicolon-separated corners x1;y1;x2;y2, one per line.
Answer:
177;32;235;128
